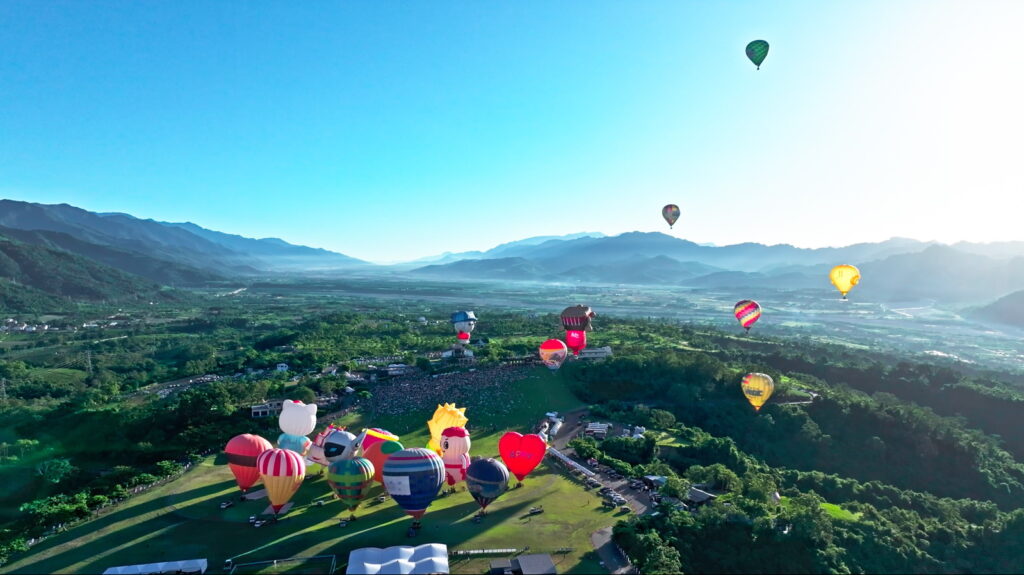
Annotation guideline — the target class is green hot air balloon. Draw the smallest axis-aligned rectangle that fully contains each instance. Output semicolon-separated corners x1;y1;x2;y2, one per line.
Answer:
328;457;375;520
746;40;769;70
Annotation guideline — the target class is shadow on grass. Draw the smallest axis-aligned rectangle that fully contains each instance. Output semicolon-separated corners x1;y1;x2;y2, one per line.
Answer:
7;478;234;574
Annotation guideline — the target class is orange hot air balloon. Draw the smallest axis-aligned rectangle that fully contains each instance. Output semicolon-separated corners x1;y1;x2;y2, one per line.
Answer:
257;448;306;515
224;434;272;496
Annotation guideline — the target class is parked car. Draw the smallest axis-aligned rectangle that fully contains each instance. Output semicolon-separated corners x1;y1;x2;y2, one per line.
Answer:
248;516;257;523
253;520;266;528
219;501;234;509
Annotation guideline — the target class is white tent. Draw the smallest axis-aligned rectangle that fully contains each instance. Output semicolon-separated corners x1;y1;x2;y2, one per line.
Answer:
347;544;449;575
102;558;207;574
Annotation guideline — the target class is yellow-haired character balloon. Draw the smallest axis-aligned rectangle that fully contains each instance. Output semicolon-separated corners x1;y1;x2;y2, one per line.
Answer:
426;403;468;454
829;265;861;300
741;373;774;412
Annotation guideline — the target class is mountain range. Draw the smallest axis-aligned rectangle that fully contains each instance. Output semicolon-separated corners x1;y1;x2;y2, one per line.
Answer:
2;199;1023;309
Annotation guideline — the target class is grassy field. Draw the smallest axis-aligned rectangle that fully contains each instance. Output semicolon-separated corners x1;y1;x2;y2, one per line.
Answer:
3;367;613;575
779;496;862;522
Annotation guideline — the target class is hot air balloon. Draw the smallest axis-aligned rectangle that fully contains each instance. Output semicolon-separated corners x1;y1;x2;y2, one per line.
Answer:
440;427;472;490
538;339;569;371
466;458;510;514
498;432;548;483
662;204;681;229
382;448;446;530
362;428;400;450
746;40;769;69
741;373;775;412
451;311;478;344
224;434;272;498
327;457;375;520
256;448;306;516
363;438;404;485
561;305;596;356
734;300;762;333
277;400;317;456
322;427;366;463
829;265;861;300
426;403;468;454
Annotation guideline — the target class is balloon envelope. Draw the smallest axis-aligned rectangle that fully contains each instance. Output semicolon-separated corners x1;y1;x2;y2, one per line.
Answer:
662;204;680;228
741;373;775;412
498;432;548;481
746;40;769;69
829;265;861;299
560;305;596;332
426;403;468;454
565;330;587;356
466;458;510;510
441;427;472;486
734;300;762;331
363;439;404;484
327;457;375;512
382;448;446;519
539;339;569;370
257;448;306;513
225;434;272;493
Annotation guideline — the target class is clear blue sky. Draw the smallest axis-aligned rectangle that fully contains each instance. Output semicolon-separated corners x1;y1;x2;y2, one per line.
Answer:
2;1;1021;263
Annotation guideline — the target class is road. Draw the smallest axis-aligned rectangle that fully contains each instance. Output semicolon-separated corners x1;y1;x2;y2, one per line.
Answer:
591;528;635;574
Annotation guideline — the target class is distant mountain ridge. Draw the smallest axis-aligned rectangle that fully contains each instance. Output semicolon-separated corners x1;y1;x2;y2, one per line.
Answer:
0;200;367;277
409;232;1024;303
971;290;1024;328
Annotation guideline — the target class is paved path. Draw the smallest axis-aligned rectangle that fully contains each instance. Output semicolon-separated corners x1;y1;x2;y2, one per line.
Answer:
591;528;634;574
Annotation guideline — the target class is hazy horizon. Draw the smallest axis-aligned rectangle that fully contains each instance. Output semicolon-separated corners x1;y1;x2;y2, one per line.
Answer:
3;1;1022;261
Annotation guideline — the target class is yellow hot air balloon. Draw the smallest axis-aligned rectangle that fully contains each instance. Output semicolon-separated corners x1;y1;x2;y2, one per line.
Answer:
741;373;774;412
426;403;468;454
829;265;861;300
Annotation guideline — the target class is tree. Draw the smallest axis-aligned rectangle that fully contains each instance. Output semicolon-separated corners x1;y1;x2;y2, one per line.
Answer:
416;357;434;374
649;409;676;429
291;385;316;404
155;460;183;477
356;390;372;401
36;459;76;484
662;476;691;500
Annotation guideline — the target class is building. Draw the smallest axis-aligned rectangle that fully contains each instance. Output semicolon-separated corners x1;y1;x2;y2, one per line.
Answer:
251;395;337;418
386;363;415;377
348;543;448;575
684;487;717;507
584;422;610;440
276;363;290;372
490;554;557;575
577;346;613;360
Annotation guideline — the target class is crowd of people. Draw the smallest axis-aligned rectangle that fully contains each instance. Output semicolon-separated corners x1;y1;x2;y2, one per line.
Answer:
366;363;537;422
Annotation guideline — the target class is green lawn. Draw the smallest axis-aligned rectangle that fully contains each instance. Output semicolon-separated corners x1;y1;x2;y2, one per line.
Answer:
778;496;861;522
3;367;610;575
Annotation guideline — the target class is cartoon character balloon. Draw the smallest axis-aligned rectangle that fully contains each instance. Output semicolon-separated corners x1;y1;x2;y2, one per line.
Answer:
322;427;366;463
426;403;468;454
224;434;272;497
662;204;681;229
560;305;596;356
741;373;775;412
328;457;375;519
382;448;446;526
277;400;317;456
440;427;472;488
466;458;510;512
539;339;569;371
451;311;478;344
746;39;769;70
829;265;861;300
256;448;306;515
733;300;762;333
498;432;548;483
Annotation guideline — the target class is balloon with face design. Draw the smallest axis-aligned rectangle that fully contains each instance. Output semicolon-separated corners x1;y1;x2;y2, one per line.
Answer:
277;400;317;456
440;426;472;486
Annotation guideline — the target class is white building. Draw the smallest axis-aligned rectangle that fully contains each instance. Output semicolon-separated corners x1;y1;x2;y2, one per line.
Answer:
276;363;289;372
578;346;613;360
347;544;449;575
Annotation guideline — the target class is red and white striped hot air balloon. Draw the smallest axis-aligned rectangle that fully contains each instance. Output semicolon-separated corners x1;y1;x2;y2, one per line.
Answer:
256;448;306;515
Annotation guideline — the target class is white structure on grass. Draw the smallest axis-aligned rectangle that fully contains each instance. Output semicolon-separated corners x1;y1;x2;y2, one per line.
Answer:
347;544;449;574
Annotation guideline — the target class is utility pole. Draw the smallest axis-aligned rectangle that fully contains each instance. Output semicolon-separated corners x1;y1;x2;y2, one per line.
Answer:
85;351;93;376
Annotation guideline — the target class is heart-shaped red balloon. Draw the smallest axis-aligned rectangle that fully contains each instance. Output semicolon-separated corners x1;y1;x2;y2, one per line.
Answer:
498;432;548;481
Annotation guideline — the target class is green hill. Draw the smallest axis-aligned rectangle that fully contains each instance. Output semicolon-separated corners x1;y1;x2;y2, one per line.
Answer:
0;231;173;309
971;290;1024;328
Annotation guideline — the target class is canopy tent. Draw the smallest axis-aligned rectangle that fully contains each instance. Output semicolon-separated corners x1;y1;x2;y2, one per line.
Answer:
348;544;449;575
102;558;207;574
